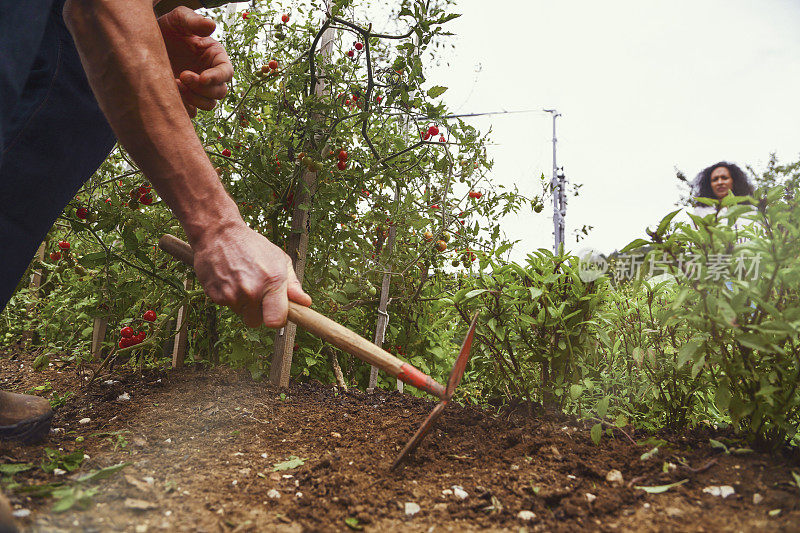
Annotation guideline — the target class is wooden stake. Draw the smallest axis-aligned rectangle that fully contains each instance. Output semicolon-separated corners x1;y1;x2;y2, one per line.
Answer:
206;302;219;364
270;20;336;387
368;185;401;393
172;276;193;368
29;242;46;290
90;317;108;361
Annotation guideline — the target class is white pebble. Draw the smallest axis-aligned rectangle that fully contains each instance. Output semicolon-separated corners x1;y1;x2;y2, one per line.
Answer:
261;453;268;459
441;489;453;497
164;438;172;444
53;468;66;476
585;493;597;503
703;485;735;498
517;510;536;521
267;489;281;499
452;486;468;500
405;502;421;516
12;509;30;518
753;493;764;505
116;393;130;401
143;477;154;485
231;480;237;486
79;417;91;425
606;469;624;486
83;454;90;461
295;492;303;498
103;380;119;386
331;432;342;438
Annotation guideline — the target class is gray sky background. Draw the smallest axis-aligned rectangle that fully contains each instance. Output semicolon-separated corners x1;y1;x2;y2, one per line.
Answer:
224;1;800;263
424;0;800;262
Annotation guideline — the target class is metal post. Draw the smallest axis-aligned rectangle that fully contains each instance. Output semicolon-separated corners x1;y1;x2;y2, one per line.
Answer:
544;109;562;253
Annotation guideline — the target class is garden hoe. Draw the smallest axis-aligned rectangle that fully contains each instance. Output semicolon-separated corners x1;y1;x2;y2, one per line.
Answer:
158;234;478;469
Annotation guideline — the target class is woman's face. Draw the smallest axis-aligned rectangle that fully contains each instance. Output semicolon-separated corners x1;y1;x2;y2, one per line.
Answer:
710;166;733;199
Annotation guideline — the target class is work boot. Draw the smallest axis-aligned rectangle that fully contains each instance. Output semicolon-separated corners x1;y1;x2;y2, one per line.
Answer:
0;489;17;533
0;391;53;443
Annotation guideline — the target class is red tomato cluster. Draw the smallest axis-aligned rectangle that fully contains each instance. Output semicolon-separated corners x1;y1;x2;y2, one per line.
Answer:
128;183;154;207
468;191;482;199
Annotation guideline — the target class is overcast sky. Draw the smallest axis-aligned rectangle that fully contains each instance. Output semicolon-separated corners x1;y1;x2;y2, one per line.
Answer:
424;0;800;262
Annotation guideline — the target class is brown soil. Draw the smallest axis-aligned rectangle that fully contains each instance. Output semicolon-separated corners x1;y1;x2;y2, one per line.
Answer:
0;348;799;532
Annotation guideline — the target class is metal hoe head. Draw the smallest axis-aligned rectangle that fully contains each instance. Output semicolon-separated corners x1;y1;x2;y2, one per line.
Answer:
391;313;479;470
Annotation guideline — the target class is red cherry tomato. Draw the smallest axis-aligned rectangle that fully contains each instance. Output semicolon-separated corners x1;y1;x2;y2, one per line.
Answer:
268;59;278;70
222;149;231;157
354;42;363;51
337;160;347;170
120;326;134;339
58;241;70;251
281;13;290;23
338;150;348;161
143;310;157;322
76;207;88;220
50;252;61;261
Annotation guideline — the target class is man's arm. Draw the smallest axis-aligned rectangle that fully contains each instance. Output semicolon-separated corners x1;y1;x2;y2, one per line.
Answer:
62;0;311;327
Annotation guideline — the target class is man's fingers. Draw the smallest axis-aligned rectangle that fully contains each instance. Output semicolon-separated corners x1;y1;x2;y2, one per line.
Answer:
241;302;263;329
261;272;290;329
177;79;217;111
180;71;228;100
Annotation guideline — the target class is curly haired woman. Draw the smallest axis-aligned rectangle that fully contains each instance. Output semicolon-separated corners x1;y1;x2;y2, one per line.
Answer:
692;161;754;215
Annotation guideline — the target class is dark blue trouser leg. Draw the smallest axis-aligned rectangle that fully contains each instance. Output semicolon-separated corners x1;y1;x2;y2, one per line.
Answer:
0;1;117;312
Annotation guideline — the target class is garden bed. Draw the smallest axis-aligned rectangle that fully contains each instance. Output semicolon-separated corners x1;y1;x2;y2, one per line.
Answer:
1;348;798;532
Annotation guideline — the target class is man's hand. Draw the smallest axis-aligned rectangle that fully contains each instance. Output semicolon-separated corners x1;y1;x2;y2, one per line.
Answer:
157;7;232;117
192;224;312;328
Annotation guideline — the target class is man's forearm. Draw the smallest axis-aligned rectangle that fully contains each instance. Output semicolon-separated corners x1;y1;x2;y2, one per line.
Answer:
62;0;240;246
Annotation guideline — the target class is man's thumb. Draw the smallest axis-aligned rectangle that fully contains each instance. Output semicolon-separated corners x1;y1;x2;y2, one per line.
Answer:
176;8;216;36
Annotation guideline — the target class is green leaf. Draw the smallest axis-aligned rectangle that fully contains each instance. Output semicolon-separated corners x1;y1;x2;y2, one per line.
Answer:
714;385;732;410
614;414;629;428
590;423;602;445
427;86;448;98
791;471;800;494
569;384;583;400
78;252;108;268
709;439;728;453
0;464;33;476
528;287;543;299
640;446;659;461
461;289;488;302
76;462;129;483
345;517;363;530
677;340;701;368
596;396;609;419
272;456;306;472
635;479;688;494
620;238;650;253
656;209;682;235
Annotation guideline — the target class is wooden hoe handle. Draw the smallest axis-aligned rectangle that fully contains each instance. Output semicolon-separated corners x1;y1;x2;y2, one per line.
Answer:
158;234;446;400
